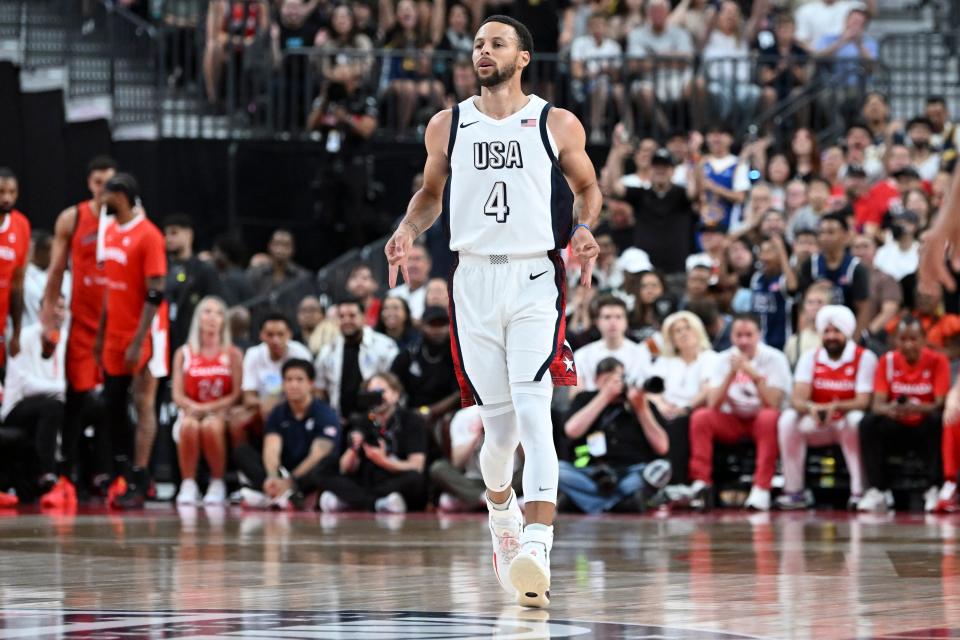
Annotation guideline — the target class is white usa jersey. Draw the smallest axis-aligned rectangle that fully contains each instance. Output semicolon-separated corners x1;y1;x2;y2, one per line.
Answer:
443;95;574;254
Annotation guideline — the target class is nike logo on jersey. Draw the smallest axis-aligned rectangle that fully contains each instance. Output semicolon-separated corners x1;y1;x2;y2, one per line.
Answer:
538;486;553;492
529;271;548;280
459;121;478;128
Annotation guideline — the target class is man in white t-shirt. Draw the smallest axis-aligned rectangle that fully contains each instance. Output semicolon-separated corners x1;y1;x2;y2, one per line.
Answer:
228;311;313;448
795;0;872;50
776;305;876;510
570;12;625;144
573;295;652;392
689;313;792;511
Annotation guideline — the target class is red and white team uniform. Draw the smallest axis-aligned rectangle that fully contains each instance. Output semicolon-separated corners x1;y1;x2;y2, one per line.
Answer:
0;210;30;365
66;200;108;391
100;214;168;377
172;346;234;442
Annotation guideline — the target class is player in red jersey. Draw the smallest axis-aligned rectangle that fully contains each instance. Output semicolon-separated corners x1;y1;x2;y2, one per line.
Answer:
171;296;242;506
0;168;31;365
860;316;952;512
94;173;169;509
40;156;117;503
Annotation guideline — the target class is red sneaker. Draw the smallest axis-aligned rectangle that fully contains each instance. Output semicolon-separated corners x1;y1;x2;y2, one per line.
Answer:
107;476;127;509
0;492;18;508
41;477;78;509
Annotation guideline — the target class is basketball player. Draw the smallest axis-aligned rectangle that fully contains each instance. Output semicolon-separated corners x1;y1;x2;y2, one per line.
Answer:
0;168;31;365
385;15;601;608
94;173;169;509
40;156;117;500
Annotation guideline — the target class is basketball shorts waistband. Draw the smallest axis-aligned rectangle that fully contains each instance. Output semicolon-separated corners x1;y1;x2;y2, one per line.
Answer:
457;251;548;266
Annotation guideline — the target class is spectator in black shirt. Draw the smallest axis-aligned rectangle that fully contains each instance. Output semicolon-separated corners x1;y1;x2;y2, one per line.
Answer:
593;198;636;255
247;229;316;329
795;213;871;336
391;305;459;422
319;372;428;513
757;12;808;104
234;359;341;509
163;214;224;358
212;233;255;307
604;142;699;274
559;358;672;514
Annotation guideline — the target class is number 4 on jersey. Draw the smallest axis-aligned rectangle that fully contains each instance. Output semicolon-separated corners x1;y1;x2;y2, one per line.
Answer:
484;181;510;223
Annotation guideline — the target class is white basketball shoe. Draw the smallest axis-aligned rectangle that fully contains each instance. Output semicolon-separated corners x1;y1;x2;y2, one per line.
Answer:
486;489;523;596
509;524;553;608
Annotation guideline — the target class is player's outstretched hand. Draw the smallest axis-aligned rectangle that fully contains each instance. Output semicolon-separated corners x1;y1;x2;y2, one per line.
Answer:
918;231;957;296
385;222;415;288
571;225;599;287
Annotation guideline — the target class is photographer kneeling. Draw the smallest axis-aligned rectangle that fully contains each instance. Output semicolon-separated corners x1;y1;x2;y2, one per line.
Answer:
559;357;672;514
318;372;427;514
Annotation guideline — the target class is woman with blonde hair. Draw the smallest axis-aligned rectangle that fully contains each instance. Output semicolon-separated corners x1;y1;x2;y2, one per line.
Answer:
171;296;243;505
645;310;717;484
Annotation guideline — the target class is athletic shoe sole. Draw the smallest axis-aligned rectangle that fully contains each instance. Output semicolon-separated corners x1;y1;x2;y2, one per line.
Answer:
509;554;550;609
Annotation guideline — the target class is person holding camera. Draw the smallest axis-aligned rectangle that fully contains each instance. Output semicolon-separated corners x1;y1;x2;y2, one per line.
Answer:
776;305;877;510
233;359;341;509
318;372;427;514
858;315;950;513
559;357;671;514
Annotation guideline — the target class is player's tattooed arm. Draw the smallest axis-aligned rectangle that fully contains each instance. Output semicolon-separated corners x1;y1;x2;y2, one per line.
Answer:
386;109;452;287
548;107;601;287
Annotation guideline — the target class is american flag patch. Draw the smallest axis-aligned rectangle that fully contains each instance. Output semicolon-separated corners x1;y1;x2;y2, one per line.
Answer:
521;118;537;127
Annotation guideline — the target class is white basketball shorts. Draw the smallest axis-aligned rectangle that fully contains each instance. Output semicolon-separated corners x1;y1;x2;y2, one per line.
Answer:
448;250;577;407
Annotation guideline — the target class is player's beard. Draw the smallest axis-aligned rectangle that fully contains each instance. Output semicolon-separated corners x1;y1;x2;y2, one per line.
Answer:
476;56;518;88
0;204;12;214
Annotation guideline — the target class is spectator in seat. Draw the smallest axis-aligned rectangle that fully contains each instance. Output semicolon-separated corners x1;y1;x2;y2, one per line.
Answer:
295;295;325;355
318;3;374;88
22;230;55;329
814;8;878;118
788;177;831;242
795;213;871;337
784;282;831;368
875;210;920;283
750;234;797;351
570;12;626;144
163;214;224;359
594;197;635;254
859;315;950;513
698;123;751;231
701;1;766;128
905;116;940;181
790;227;819;270
430;404;523;512
795;0;874;52
203;0;271;107
375;295;420;351
315;297;399;415
851;234;902;346
387;242;430;321
925;95;959;153
424;277;448;309
646;311;716;486
560;357;672;514
688;313;792;512
604;138;699;275
345;262;382;327
680;262;713;311
235;359;341;509
319;372;427;513
2;295;68;505
211;234;254;308
247;229;315;326
626;0;696;136
790;128;822;182
776;305;877;510
391;305;459;422
573;296;652;392
171;296;243;506
229;311;313;448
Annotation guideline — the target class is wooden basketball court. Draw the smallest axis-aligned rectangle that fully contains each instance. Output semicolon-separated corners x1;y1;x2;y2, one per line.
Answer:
0;507;958;639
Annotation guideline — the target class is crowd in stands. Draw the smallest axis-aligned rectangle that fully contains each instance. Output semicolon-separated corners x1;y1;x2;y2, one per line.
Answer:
110;0;887;140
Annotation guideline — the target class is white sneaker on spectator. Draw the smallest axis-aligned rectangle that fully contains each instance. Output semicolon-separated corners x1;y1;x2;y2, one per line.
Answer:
438;492;471;513
203;479;227;505
924;486;940;513
374;491;407;514
487;489;523;596
270;489;293;510
744;486;771;512
240;487;270;510
509;524;553;608
858;488;888;513
319;491;347;513
176;479;200;506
